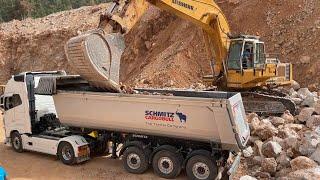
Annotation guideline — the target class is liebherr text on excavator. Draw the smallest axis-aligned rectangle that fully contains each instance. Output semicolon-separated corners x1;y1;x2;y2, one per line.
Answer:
65;0;296;114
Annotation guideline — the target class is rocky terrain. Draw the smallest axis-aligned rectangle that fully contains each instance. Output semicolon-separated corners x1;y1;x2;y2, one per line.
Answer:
0;0;320;179
237;83;320;179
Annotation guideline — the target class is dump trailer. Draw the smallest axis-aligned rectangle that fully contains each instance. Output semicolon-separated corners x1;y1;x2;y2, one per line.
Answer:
1;71;250;180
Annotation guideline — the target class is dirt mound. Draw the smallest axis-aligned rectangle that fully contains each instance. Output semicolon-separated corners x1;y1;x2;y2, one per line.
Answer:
0;4;108;83
0;1;319;89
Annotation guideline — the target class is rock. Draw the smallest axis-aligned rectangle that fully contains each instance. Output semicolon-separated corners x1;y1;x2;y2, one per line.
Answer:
310;145;320;164
302;95;318;107
262;141;282;158
284;123;304;132
276;152;291;168
298;131;320;156
255;119;278;140
247;113;259;123
290;156;318;171
285;167;320;179
270;116;285;127
275;168;293;178
297;88;313;100
283;137;299;150
254;171;271;179
261;158;277;174
243;146;254;158
249;117;260;133
315;102;320;115
239;175;257;180
306;115;320;128
291;80;301;91
297;107;315;122
278;127;299;139
281;110;295;124
254;140;264;157
291;97;303;105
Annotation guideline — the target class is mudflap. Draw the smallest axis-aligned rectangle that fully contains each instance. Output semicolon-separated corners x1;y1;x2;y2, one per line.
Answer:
217;152;241;180
226;153;241;179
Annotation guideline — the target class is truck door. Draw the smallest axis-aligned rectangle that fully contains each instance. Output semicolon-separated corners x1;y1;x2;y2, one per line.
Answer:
3;94;23;132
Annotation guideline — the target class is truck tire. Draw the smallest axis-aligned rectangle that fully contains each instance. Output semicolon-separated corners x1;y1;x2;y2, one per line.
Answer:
58;142;76;165
152;150;183;179
122;146;149;174
11;131;23;153
186;154;218;180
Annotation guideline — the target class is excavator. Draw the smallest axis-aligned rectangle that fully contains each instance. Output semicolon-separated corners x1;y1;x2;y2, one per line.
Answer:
65;0;296;115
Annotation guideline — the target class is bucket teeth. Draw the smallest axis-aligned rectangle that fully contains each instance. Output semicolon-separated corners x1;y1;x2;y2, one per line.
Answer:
65;30;125;92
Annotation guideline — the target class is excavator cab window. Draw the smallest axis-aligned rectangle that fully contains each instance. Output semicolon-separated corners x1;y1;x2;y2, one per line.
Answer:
227;40;243;70
242;42;254;69
254;43;266;68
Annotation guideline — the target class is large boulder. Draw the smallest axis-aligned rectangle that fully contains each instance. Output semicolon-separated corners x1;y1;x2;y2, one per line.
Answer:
276;152;291;169
290;156;318;171
249;117;260;133
278;127;299;139
243;146;254;158
315;102;320;115
291;80;301;91
247;112;259;123
297;88;313;100
254;140;264;157
261;158;277;174
239;175;257;180
302;95;318;107
283;137;299;150
255;119;278;140
306;115;320;128
285;167;320;179
269;116;285;127
310;145;320;164
284;123;304;132
297;107;315;122
262;141;282;158
281;110;295;124
298;131;320;156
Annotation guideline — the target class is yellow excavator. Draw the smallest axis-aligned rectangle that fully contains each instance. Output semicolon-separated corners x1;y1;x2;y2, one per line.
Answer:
65;0;296;114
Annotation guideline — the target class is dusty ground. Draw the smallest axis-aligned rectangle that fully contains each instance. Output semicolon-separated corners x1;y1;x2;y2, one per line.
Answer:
0;114;169;180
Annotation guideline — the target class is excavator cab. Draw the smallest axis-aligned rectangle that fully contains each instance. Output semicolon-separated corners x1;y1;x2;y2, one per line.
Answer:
227;35;265;71
226;35;293;89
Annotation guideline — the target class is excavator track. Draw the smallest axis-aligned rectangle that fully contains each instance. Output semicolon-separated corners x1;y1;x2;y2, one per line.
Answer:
242;91;297;115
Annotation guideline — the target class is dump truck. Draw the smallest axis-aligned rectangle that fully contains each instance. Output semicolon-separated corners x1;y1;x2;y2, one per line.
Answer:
0;71;250;179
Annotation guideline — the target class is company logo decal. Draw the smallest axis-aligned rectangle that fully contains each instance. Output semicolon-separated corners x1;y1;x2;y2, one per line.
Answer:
145;110;187;123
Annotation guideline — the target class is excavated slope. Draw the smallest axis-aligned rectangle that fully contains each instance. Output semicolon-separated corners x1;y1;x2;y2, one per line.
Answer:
0;1;319;89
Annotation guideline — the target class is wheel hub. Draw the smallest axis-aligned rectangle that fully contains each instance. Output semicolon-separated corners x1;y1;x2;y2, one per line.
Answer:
61;146;72;161
127;153;141;170
13;137;20;149
192;162;210;179
158;157;174;174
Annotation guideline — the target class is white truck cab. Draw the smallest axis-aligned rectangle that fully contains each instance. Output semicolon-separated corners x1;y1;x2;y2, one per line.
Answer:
1;71;90;164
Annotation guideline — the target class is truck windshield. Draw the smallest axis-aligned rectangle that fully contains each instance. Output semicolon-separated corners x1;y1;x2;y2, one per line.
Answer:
227;41;243;70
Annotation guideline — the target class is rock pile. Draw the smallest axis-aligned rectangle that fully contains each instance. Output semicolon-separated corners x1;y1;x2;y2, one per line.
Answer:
240;82;320;179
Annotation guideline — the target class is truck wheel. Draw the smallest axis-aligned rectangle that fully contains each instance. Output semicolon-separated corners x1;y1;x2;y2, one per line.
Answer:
186;155;217;180
58;142;76;165
11;131;23;153
122;146;149;174
152;150;183;179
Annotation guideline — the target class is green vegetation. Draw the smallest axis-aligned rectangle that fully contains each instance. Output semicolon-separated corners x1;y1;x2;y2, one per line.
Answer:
0;0;109;22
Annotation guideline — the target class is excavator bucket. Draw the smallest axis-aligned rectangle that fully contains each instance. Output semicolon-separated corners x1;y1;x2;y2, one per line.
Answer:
65;30;125;92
